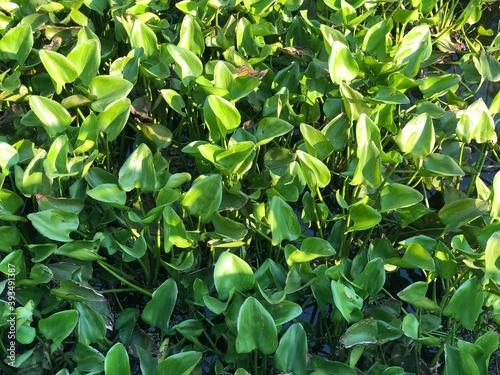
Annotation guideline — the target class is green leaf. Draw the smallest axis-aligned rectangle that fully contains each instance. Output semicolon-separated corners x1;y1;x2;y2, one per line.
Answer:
178;14;205;56
331;281;363;322
255;117;294;146
484;231;500;284
204;95;241;141
438;198;488;232
0;24;33;65
351;141;382;188
300;123;334;161
421;154;464;177
89;75;134;112
0;142;18;175
329;41;359;84
39;50;78;94
397;282;440;311
340;81;371;121
236;297;278;354
67;39;100;86
443;277;484;330
142;279;177;333
157;351;202;375
402;243;435;271
214;252;255;300
105;343;130;375
419;74;460;98
352;257;386;299
28;209;79;242
118;143;157;192
444;345;480;375
130;18;158;57
160;89;186;116
275;323;307;375
380;183;423;212
167;44;203;85
182;174;222;222
51;279;107;302
456;98;497;144
394;25;432;77
348;203;382;232
29;96;73;138
402;313;419;339
296;150;331;192
74;343;105;373
39;310;79;353
97;97;131;142
362;19;392;61
478;52;500;82
74;302;107;345
87;184;126;207
268;195;301;245
287;237;336;265
395;113;435;158
55;240;105;261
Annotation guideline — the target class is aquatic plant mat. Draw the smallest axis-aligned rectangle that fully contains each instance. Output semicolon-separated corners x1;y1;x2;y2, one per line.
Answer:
1;0;500;374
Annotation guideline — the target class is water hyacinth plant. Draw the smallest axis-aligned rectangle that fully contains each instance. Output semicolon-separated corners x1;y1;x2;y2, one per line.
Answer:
0;0;499;374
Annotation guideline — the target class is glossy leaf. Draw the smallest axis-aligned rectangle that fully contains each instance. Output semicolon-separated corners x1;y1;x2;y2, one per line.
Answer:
167;44;203;84
157;351;202;375
421;154;464;177
287;237;336;264
268;195;301;245
348;203;382;232
380;183;423;212
97;97;131;142
296;150;331;192
214;252;255;300
118;143;157;192
89;76;134;112
182;174;222;222
397;282;440;311
275;323;307;375
178;14;205;56
67;39;100;86
443;277;484;330
484;231;500;284
29;96;73;138
28;209;79;242
39;310;79;353
394;25;432;77
105;343;130;375
255;117;294;146
39;50;78;94
74;302;107;345
329;41;359;84
331;281;363;322
204;95;241;141
160;89;186;116
130;18;157;57
0;142;18;174
438;198;488;232
0;24;33;64
236;297;278;354
300;123;334;161
142;279;177;333
456;98;497;144
395;113;435;158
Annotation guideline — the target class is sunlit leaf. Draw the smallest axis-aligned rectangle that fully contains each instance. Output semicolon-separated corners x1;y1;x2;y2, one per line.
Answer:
214;252;255;300
182;174;222;222
29;96;73;138
329;41;359;84
28;209;79;242
105;343;130;375
39;50;78;94
443;277;484;330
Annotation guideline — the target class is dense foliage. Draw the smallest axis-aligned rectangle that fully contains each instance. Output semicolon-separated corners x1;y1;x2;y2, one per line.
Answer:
1;0;500;374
